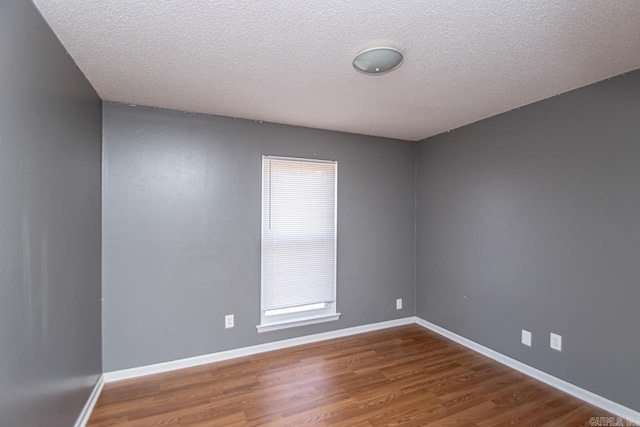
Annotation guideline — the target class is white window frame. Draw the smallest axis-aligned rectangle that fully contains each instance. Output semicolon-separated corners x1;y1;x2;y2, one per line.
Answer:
257;155;340;333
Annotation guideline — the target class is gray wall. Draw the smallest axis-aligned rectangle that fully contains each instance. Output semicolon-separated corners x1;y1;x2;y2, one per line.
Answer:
0;0;102;426
417;70;640;410
102;103;416;371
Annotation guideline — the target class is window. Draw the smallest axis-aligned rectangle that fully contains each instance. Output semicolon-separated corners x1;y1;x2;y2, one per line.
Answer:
258;156;339;333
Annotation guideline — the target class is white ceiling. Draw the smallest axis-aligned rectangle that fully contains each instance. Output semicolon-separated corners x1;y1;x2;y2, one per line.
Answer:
33;0;640;141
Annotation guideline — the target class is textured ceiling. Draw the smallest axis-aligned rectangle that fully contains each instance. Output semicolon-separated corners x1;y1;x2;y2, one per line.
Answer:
33;0;640;141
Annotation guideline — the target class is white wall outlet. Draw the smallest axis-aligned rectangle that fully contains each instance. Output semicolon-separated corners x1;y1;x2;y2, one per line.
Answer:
396;298;403;310
550;332;562;351
521;329;532;347
225;314;234;329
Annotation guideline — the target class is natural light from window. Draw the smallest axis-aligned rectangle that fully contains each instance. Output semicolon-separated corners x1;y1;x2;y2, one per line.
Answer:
258;156;339;333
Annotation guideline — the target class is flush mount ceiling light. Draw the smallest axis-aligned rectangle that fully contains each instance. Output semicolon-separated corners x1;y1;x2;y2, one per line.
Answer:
353;47;404;75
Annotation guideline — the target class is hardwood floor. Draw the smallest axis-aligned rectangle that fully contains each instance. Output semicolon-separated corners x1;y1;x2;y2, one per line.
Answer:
89;325;611;426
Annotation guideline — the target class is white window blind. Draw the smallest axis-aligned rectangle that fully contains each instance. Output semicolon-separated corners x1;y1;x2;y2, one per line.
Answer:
261;156;337;318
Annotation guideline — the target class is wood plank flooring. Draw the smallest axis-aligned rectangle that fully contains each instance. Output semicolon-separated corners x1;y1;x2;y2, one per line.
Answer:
89;325;612;426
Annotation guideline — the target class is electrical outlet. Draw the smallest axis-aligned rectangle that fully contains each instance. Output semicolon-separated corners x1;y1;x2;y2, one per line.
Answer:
550;332;562;351
225;314;234;329
396;299;402;310
521;329;532;347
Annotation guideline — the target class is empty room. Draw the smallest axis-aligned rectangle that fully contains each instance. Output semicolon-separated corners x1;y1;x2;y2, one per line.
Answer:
1;0;640;426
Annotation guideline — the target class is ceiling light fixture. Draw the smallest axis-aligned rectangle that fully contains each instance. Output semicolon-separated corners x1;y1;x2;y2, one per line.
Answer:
353;47;404;75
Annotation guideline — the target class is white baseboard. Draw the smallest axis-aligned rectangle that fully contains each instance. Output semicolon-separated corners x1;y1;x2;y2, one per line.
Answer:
414;317;640;424
103;317;414;383
73;374;104;427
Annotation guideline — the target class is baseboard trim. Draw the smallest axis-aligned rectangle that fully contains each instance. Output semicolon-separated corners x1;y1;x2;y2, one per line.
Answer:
414;317;640;423
73;374;104;427
103;317;414;383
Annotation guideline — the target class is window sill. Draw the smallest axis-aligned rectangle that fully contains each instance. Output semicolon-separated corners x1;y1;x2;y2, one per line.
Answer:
257;312;341;333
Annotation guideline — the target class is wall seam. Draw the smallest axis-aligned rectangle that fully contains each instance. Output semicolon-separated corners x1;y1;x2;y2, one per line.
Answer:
413;141;418;316
100;101;106;374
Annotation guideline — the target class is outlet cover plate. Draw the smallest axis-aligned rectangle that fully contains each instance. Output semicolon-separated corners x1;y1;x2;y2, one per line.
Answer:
550;332;562;351
225;314;234;329
521;329;532;347
396;299;402;310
